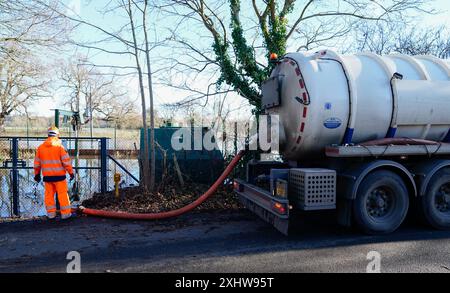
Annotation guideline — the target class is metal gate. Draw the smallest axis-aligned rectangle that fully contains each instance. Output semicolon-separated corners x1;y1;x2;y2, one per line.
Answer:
0;137;109;218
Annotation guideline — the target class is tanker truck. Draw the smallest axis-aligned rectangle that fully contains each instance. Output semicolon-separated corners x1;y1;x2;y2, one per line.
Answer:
234;49;450;235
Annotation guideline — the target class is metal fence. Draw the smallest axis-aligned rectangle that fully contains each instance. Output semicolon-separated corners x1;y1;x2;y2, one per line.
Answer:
0;136;139;219
108;137;140;189
0;122;249;219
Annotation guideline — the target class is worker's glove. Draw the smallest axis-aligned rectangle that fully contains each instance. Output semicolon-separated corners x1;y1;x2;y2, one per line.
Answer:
34;174;41;183
70;173;75;181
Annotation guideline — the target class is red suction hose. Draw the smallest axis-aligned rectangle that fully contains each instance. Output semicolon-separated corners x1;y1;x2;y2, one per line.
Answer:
78;150;246;220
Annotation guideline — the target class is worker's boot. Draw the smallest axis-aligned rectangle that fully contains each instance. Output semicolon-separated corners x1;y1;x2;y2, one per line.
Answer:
61;213;72;220
47;212;56;220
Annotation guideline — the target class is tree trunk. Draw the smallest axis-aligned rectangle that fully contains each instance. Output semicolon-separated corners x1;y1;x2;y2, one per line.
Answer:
127;0;150;192
142;0;156;191
0;116;5;133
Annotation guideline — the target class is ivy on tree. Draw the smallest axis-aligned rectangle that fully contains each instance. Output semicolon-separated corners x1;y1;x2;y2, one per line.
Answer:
212;0;293;113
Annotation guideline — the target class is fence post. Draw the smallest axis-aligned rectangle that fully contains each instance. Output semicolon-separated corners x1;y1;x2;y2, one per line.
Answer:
100;138;108;193
54;109;60;127
11;138;19;217
234;121;238;156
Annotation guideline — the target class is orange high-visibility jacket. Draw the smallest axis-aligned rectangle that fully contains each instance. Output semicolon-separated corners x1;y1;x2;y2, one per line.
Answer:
34;137;74;182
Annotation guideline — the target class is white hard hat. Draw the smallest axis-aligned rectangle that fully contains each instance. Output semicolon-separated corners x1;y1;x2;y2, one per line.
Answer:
48;126;60;137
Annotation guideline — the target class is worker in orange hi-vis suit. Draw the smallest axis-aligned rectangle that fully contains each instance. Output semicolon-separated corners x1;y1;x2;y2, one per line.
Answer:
34;126;75;220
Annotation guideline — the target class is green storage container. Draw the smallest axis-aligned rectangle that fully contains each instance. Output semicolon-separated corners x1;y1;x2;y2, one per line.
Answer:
140;127;224;183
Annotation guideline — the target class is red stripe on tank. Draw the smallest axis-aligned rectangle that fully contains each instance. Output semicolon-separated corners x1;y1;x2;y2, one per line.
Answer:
300;122;305;132
302;92;308;103
299;79;304;88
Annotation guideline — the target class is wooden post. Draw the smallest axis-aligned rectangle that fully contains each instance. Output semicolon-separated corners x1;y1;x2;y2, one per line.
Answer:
173;153;184;187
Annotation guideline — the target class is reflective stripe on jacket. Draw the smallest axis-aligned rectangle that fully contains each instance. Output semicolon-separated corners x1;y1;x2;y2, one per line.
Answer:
34;137;74;180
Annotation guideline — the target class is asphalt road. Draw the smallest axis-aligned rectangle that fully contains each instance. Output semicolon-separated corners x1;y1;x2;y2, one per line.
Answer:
1;209;450;273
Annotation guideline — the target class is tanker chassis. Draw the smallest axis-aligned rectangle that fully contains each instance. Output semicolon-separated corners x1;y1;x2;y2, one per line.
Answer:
234;50;450;235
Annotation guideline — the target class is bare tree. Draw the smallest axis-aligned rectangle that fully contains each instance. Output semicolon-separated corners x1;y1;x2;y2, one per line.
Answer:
398;28;450;58
0;46;50;130
0;0;71;129
95;96;137;124
354;22;450;58
121;0;153;191
59;59;87;113
0;1;70;58
141;0;157;191
58;58;136;128
39;0;163;192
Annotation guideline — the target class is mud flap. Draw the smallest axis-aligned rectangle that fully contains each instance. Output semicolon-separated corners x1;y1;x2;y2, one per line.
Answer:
239;195;289;235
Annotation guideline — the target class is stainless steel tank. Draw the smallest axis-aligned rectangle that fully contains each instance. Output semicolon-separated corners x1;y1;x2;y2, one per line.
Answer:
262;50;450;160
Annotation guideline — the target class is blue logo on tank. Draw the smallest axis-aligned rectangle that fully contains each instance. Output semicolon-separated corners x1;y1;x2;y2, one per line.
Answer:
323;117;342;129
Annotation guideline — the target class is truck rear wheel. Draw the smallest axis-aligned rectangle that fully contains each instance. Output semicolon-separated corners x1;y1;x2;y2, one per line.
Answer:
353;170;409;234
419;168;450;230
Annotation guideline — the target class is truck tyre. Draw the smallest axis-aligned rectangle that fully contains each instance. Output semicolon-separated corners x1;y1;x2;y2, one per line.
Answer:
353;170;409;234
419;168;450;230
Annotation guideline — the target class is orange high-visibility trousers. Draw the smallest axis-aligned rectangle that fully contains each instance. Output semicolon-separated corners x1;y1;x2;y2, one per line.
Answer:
44;181;71;217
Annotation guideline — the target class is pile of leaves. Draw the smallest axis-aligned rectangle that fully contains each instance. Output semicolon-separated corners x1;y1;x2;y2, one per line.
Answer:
82;177;243;214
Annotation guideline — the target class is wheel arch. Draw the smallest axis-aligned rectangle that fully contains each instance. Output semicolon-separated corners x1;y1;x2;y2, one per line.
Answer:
339;160;417;200
409;160;450;197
